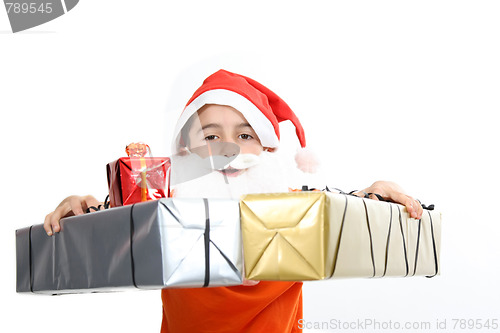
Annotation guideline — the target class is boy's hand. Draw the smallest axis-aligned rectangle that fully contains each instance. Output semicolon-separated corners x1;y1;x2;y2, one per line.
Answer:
44;195;102;236
242;278;260;286
356;181;423;220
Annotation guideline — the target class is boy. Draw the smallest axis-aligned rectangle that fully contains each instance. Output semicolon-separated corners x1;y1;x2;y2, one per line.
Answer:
44;69;423;332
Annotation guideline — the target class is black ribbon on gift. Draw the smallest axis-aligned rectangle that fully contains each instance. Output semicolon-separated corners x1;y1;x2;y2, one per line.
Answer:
129;203;138;288
85;195;111;213
424;210;439;278
202;198;211;287
28;225;34;293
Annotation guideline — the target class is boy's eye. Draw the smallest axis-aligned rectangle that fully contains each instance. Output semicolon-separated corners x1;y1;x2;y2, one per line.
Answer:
239;134;253;140
204;135;219;141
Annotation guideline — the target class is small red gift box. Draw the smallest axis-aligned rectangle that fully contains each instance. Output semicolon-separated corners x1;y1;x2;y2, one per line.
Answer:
106;157;171;207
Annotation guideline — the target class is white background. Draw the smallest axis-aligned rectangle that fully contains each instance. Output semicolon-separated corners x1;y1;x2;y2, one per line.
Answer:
1;1;499;332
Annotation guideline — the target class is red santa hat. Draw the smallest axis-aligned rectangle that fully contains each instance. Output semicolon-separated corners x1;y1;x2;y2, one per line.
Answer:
172;69;317;172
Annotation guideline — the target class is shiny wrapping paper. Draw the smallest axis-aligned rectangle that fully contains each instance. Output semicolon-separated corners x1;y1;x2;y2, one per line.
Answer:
106;157;171;207
240;192;441;281
16;198;242;294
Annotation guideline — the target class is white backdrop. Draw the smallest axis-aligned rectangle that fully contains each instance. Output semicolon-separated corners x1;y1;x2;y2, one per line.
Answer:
1;1;499;332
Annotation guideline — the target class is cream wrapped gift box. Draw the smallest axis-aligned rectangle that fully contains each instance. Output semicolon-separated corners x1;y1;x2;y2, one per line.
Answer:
16;198;242;294
240;192;441;281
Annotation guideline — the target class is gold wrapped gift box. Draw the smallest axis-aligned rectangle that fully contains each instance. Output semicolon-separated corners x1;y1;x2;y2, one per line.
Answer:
240;192;441;281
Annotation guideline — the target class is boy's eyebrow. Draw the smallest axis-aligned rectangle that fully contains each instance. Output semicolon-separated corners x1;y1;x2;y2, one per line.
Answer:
198;122;254;132
237;122;253;129
199;123;222;132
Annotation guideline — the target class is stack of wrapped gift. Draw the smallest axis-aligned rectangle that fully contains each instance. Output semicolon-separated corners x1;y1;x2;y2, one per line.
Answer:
16;198;243;294
16;190;441;294
240;191;441;281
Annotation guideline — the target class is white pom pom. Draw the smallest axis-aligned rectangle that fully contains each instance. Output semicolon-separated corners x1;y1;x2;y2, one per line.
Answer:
295;147;319;173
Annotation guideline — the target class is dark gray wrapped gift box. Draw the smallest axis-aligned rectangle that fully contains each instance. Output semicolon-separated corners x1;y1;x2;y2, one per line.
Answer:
16;198;243;294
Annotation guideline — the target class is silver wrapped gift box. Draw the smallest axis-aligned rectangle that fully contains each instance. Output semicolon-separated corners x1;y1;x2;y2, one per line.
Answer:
16;198;243;294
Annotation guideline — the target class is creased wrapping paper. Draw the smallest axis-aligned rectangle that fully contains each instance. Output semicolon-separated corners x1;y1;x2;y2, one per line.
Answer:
16;198;242;294
106;157;171;207
240;192;441;281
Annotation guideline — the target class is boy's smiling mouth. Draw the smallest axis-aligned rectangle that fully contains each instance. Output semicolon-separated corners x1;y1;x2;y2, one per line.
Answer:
217;167;243;177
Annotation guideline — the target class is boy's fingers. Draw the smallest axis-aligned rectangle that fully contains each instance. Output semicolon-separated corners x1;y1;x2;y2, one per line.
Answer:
43;195;102;237
47;199;77;235
415;199;423;219
49;207;66;233
44;208;65;235
82;196;104;211
242;279;260;286
69;196;85;216
43;212;54;236
404;196;423;220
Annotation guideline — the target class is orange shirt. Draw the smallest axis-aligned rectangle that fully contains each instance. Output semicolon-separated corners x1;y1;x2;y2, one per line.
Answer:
161;281;303;333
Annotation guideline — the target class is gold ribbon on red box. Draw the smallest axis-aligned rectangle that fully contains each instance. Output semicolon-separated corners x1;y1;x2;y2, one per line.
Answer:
107;143;171;207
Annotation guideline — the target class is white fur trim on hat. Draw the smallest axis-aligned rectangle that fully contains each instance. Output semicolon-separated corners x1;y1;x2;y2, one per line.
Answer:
172;89;280;151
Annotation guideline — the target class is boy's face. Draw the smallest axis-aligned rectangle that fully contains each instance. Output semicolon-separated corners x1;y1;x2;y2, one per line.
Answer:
173;104;288;198
186;104;264;156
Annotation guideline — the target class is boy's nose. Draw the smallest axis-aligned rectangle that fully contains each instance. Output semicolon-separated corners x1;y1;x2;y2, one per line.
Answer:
224;151;236;157
208;142;240;158
220;142;239;157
